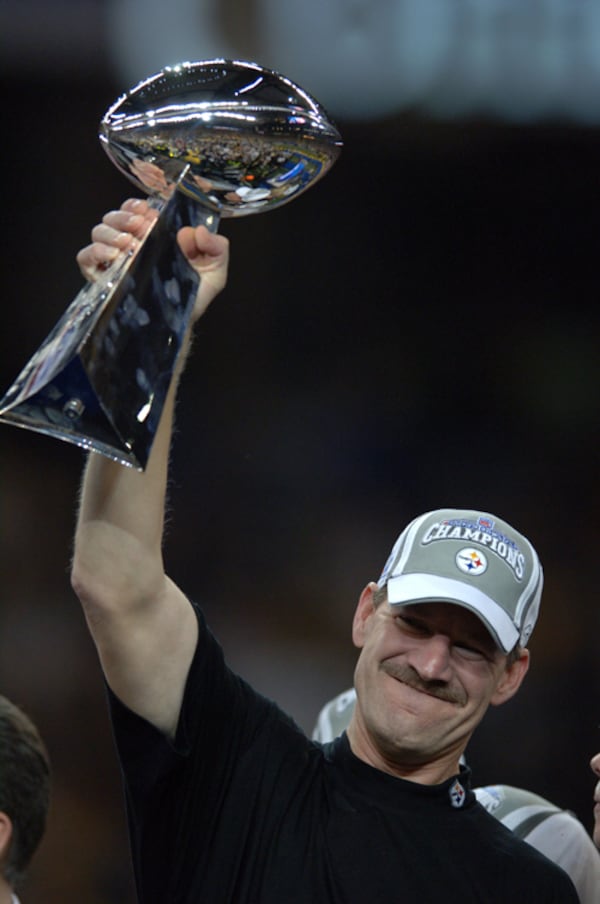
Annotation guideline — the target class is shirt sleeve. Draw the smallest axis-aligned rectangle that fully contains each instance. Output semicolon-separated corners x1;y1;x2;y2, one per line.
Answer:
107;599;275;800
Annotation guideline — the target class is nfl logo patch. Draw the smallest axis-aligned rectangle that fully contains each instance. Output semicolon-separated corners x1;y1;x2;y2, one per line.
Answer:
449;779;466;808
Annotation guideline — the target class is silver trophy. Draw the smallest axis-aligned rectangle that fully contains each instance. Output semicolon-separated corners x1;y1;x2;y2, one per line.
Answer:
0;60;342;469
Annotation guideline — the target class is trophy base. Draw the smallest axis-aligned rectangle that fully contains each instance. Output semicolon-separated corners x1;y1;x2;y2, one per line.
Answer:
0;356;141;464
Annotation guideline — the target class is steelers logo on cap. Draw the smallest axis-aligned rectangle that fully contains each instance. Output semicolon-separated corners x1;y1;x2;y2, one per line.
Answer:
456;548;488;575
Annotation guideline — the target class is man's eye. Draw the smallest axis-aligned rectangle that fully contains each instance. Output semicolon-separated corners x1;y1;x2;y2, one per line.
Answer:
396;616;427;634
454;643;487;661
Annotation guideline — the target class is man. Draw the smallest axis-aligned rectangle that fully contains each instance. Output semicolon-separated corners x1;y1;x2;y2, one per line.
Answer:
313;688;600;902
0;696;51;904
592;752;600;849
70;198;578;902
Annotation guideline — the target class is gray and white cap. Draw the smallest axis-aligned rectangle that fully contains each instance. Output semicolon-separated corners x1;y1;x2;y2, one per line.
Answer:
377;509;543;653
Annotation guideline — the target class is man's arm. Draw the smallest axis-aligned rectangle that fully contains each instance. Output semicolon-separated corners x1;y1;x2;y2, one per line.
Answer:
71;198;230;739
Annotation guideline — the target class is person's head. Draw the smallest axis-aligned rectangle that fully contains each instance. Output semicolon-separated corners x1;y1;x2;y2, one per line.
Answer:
349;509;542;780
0;696;50;891
591;751;600;848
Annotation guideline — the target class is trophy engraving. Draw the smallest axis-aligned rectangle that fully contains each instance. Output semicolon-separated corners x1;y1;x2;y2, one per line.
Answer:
0;60;342;469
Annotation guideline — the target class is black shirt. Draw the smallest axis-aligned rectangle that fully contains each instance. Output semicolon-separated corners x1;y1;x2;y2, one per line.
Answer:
109;604;578;903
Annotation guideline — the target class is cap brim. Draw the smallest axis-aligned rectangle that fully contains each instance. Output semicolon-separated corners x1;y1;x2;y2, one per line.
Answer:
386;573;519;654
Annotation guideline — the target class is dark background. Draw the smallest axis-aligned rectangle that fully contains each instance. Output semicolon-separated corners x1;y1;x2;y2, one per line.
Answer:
1;6;599;901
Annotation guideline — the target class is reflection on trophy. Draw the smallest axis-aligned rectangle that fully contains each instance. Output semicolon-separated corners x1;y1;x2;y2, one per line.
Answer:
0;60;342;469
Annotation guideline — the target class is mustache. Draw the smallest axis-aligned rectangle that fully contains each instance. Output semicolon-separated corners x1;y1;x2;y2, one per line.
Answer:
381;661;467;706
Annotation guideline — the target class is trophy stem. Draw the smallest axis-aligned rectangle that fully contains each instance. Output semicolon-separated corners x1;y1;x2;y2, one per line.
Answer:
0;188;220;470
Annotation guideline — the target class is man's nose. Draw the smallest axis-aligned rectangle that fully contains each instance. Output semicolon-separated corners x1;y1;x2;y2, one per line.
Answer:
407;633;453;682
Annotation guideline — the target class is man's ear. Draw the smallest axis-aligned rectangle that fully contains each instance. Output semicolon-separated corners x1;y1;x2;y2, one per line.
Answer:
0;810;13;863
351;582;379;649
490;648;530;706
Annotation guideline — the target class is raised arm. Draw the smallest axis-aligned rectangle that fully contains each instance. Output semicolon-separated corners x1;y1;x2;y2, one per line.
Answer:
71;199;229;738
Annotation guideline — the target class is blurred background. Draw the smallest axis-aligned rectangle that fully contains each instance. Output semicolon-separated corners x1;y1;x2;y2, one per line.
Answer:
1;1;599;900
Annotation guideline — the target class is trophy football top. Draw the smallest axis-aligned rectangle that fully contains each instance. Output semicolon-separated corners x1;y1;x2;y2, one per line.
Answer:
100;59;343;216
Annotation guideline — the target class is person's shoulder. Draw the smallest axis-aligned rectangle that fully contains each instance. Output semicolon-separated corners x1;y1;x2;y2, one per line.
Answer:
473;783;590;851
312;688;356;743
474;783;560;823
499;822;579;900
524;807;600;904
467;791;577;894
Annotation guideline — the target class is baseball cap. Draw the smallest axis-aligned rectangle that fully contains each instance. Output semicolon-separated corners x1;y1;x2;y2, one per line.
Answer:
377;509;543;653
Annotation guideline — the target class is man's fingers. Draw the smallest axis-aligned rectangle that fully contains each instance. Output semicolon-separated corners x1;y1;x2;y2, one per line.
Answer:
91;222;138;249
76;243;122;281
76;199;158;281
77;200;229;287
177;225;229;267
101;209;153;240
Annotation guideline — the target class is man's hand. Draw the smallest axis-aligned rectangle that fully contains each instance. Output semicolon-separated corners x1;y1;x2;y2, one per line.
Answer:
76;197;230;322
76;198;158;278
177;223;229;323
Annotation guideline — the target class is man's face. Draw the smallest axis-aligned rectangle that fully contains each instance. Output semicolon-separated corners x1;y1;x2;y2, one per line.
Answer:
591;752;600;848
349;584;528;778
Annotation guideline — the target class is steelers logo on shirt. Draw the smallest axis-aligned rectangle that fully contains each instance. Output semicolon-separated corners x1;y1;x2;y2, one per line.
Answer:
455;548;487;575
